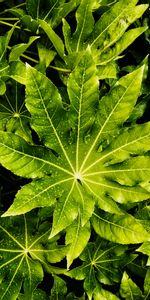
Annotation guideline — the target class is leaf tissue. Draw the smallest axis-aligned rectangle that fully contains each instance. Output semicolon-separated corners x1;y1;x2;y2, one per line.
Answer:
0;0;150;298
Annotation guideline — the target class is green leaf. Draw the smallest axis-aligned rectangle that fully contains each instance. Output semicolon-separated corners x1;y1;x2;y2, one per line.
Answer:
0;51;149;255
9;61;27;85
0;26;15;63
0;215;44;299
9;36;39;62
0;213;68;299
144;268;150;298
97;62;117;80
0;79;6;95
21;15;39;33
71;0;95;52
50;0;80;29
103;157;150;186
66;217;91;268
92;210;150;244
100;122;150;164
18;288;49;300
137;242;150;266
37;43;56;70
61;0;148;75
26;0;79;28
39;20;65;59
93;283;120;300
68;239;127;299
90;0;148;50
80;66;145;172
0;80;32;142
120;271;143;300
98;26;148;65
50;275;67;300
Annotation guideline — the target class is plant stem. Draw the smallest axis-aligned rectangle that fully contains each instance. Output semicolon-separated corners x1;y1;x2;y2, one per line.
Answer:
0;18;19;21
0;3;26;16
11;2;26;9
0;20;20;28
49;65;71;73
7;46;71;73
0;20;30;32
20;53;71;72
21;53;39;64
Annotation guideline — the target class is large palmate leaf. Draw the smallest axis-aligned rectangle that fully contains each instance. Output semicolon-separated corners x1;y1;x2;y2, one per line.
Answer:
0;49;150;256
0;213;68;300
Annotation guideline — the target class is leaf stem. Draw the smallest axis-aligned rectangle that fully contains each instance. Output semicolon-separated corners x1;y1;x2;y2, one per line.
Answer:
7;46;71;72
21;53;39;63
0;18;19;21
6;2;26;10
49;65;71;73
0;3;26;16
0;20;30;32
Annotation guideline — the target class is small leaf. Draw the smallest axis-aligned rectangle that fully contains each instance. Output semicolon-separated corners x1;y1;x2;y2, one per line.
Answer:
137;242;150;266
50;275;67;300
68;239;127;298
39;20;65;59
120;271;143;300
37;43;56;69
9;36;39;62
93;283;120;300
0;215;45;299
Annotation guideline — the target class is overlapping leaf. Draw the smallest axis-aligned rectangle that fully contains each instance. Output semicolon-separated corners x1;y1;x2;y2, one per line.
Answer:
26;0;80;28
68;239;127;299
0;49;150;260
39;0;148;80
120;272;143;300
0;214;68;300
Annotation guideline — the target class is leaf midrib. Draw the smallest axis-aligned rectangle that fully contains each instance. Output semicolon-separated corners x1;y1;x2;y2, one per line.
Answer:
0;138;73;176
82;127;150;174
80;74;141;172
93;212;144;235
84;178;149;196
91;3;131;48
31;70;75;174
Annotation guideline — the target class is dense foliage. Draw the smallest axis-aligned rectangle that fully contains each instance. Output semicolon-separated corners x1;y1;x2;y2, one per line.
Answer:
0;0;150;299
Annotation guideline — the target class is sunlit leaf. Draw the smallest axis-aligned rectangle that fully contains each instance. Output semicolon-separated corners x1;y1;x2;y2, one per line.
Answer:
0;49;149;256
92;210;150;244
